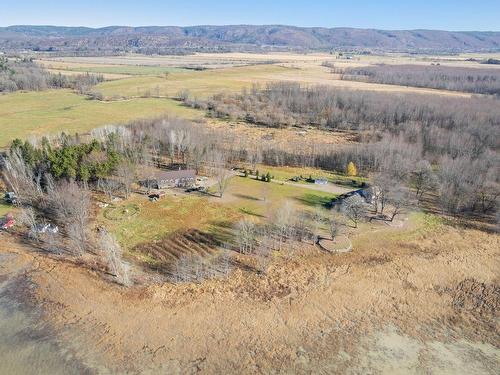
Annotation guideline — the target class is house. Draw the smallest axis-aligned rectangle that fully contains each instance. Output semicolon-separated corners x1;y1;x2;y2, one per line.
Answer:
1;214;15;230
329;186;378;208
140;169;196;189
35;223;59;234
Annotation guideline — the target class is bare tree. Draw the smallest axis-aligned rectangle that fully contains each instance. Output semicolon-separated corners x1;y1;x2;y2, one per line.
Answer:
247;145;263;172
45;177;91;255
310;207;325;244
329;217;340;241
19;207;38;240
254;236;273;275
210;150;232;198
342;195;368;228
1;149;40;206
273;201;296;250
386;186;414;221
97;178;121;201
413;160;436;203
99;230;130;286
115;161;136;198
235;219;257;254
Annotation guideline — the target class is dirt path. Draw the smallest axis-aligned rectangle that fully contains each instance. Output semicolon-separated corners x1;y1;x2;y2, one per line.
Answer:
277;179;354;195
0;219;499;374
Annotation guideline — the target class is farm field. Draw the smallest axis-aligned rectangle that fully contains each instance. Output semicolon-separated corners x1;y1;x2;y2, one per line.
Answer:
0;90;201;147
3;51;494;151
91;61;475;99
38;53;484;100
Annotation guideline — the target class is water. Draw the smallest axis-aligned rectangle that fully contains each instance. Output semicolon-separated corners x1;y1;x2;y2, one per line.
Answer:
0;253;94;374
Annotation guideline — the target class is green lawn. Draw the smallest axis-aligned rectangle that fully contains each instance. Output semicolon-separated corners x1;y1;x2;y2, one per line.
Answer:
0;202;14;217
251;164;367;186
99;175;338;250
221;176;338;217
0;90;202;148
98;194;239;250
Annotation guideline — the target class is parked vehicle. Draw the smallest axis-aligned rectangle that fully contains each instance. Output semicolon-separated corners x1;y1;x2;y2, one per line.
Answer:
148;191;166;201
3;192;17;205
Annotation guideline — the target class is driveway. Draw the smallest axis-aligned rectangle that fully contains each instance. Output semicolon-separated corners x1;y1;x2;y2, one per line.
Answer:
275;180;354;195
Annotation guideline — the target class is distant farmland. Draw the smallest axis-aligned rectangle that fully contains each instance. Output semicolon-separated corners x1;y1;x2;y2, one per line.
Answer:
0;90;201;147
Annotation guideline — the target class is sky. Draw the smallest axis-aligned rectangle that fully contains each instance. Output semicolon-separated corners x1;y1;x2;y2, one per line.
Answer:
1;0;499;31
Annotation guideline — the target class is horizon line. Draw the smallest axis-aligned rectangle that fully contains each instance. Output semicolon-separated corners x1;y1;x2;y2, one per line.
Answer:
2;24;499;33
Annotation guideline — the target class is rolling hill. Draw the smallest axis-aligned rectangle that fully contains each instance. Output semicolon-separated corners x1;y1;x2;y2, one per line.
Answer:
0;25;499;54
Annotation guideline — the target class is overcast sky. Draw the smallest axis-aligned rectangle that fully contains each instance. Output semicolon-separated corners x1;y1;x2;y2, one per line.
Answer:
1;0;499;31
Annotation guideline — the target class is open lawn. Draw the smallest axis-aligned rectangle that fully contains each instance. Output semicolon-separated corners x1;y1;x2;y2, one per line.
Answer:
99;175;339;254
251;164;367;186
97;194;239;252
213;175;339;217
0;202;14;217
0;90;202;148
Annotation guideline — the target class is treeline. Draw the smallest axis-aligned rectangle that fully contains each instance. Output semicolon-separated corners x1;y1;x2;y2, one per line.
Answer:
182;83;499;218
339;64;500;95
9;136;121;186
10;109;498;220
0;57;104;93
1;112;498;286
184;83;499;158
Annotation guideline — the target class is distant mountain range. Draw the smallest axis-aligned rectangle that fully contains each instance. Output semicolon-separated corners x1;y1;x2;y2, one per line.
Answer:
1;25;499;54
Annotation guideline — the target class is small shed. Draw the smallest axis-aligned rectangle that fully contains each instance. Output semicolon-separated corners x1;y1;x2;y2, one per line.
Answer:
314;178;328;185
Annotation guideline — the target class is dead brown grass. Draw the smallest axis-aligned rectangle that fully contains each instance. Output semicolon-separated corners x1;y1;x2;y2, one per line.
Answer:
1;213;498;373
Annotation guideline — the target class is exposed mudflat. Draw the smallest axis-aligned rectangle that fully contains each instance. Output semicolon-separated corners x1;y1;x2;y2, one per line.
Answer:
0;253;94;374
0;219;499;374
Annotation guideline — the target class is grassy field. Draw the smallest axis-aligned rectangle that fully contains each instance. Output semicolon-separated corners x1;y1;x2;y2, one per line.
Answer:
222;176;338;216
0;90;202;147
251;164;367;185
0;52;478;151
95;64;293;98
98;194;239;251
0;202;14;217
99;175;338;251
41;62;187;76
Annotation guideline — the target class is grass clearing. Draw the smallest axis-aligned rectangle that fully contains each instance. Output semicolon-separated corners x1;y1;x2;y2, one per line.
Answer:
221;176;338;216
0;90;202;147
97;194;239;251
0;202;14;217
99;176;338;252
42;62;187;76
95;64;293;98
252;164;367;185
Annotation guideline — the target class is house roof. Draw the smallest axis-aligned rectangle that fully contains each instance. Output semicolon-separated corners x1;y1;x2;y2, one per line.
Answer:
147;169;196;181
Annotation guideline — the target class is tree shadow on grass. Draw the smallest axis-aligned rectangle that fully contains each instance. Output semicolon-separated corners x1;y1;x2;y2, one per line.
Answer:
239;207;266;218
232;193;261;201
295;193;333;208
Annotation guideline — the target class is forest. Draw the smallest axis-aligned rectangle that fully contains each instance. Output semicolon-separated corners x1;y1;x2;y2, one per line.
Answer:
0;57;103;93
183;83;499;217
338;64;500;95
